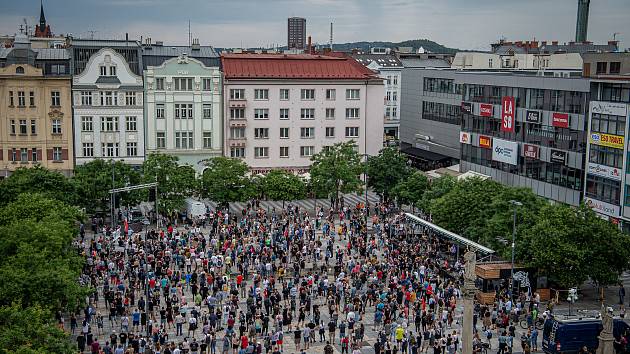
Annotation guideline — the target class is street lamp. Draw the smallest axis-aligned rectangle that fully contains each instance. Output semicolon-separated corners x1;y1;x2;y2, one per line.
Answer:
363;153;369;233
509;200;522;301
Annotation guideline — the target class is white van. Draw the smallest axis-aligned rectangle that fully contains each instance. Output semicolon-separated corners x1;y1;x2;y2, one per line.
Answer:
185;198;206;219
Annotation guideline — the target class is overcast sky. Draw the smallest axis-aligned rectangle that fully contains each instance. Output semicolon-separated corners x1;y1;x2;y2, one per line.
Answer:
1;0;628;50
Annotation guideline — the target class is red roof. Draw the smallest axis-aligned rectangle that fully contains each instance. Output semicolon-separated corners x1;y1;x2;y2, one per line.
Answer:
221;53;379;80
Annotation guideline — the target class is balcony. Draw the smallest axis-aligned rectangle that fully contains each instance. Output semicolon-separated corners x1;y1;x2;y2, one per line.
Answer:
229;99;247;108
229;119;247;127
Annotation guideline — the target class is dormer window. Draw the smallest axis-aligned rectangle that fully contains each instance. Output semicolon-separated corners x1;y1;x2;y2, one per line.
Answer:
100;66;107;76
15;66;24;74
110;66;116;76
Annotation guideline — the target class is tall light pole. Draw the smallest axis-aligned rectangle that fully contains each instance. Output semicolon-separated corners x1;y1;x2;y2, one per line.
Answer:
363;153;369;233
509;200;522;301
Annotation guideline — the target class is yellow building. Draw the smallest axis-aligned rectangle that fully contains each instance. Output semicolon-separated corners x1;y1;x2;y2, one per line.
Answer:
0;37;73;176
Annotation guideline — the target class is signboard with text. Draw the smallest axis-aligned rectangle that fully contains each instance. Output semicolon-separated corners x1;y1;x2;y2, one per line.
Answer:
550;149;567;164
552;112;569;128
460;132;471;144
525;110;541;124
591;101;628;116
461;102;472;114
585;197;620;217
589;132;625;150
587;163;622;181
501;96;515;132
480;103;494;117
523;144;539;159
492;138;519;165
478;135;492;149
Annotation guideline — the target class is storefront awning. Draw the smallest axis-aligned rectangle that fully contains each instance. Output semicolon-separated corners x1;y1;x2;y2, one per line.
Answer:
400;146;451;162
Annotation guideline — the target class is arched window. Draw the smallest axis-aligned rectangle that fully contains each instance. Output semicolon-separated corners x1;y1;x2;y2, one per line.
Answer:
15;66;25;74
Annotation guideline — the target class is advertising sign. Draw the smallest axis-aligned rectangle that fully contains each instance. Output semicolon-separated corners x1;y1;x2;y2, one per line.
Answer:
478;135;492;149
492;138;519;165
480;103;494;117
589;132;625;149
587;163;622;181
591;101;628;116
501;96;515;132
459;132;471;144
550;149;567;164
585;197;620;218
523;144;539;159
552;112;569;128
461;102;472;114
525;110;541;124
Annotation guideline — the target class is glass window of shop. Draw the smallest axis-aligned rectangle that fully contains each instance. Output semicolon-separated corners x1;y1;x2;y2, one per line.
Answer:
596;83;630;103
589;145;624;169
586;174;621;205
423;77;462;97
591;113;626;136
422;101;461;125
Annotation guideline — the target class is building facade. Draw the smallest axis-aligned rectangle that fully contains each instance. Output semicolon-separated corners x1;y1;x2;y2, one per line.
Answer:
144;53;223;173
221;53;384;173
72;48;145;166
0;37;73;176
287;17;306;50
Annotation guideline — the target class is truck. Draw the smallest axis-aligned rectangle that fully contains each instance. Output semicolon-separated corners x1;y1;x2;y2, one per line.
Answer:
184;198;206;220
542;314;630;353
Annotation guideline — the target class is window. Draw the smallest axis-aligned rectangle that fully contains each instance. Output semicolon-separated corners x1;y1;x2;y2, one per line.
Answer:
8;91;13;106
31;120;36;134
52;119;62;134
9;120;15;134
386;76;391;85
126;142;137;156
230;108;245;119
279;146;289;158
346;108;360;119
254;89;269;100
393;76;398;85
100;91;116;106
156;132;166;149
345;126;359;138
125;92;136;106
326;89;336;100
596;62;608;74
155;77;165;90
175;104;194;119
254;147;269;158
100;66;107;76
300;127;315;138
230;89;245;99
20;148;27;162
109;66;116;76
50;64;66;75
325;127;335;138
29;91;35;106
156;104;165;119
10;148;16;162
16;66;24;74
254;128;269;139
386;107;391;118
254;109;269;119
279;108;290;120
126;116;137;132
280;127;289;139
200;104;212;119
18;91;25;106
300;108;315;119
301;89;315;100
392;107;397;118
230;147;245;158
280;89;290;100
325;108;335;119
31;148;37;162
81;91;92;106
610;62;621;74
300;146;314;157
83;143;94;157
386;91;392;101
203;132;212;148
101;143;119;157
392;91;397;101
174;77;193;91
202;78;212;91
101;117;119;132
53;147;63;161
51;91;60;106
175;131;194;149
19;120;27;135
230;127;246;139
346;89;360;100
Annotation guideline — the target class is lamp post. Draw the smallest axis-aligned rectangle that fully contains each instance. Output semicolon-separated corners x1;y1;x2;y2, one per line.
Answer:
143;219;151;338
363;153;369;233
509;200;522;301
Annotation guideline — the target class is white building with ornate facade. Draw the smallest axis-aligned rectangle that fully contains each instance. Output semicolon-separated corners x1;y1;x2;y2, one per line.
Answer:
72;48;145;166
144;53;222;173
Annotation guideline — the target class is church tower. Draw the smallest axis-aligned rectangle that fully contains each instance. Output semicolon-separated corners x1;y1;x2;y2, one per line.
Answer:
34;0;52;38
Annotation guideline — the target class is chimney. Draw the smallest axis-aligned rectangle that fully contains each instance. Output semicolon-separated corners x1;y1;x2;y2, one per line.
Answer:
575;0;590;42
192;38;200;51
307;36;312;54
531;41;538;48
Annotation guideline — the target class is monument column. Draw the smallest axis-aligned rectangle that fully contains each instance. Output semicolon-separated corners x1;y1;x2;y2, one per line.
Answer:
597;308;614;354
462;250;478;354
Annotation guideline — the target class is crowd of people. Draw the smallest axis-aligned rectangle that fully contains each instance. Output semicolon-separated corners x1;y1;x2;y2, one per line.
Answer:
70;198;544;354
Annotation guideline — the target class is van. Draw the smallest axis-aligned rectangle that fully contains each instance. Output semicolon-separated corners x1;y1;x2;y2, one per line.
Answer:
185;198;206;220
542;315;630;353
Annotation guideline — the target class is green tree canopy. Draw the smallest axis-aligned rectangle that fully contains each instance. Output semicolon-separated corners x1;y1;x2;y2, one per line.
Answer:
417;175;456;212
391;171;429;209
261;170;307;202
310;141;364;207
366;147;411;201
0;166;76;207
143;154;198;214
201;157;252;204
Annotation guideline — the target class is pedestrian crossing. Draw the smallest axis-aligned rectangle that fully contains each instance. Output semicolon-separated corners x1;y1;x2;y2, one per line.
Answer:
202;191;380;215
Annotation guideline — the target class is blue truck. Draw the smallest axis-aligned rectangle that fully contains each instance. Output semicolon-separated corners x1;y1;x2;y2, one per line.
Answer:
542;315;630;353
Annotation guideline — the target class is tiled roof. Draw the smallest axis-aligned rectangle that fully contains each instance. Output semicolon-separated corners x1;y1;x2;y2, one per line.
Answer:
351;53;403;68
221;53;380;80
0;47;69;60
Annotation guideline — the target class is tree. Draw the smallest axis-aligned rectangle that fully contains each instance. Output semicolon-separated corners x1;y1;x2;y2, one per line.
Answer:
0;304;75;353
417;175;456;212
366;147;411;201
201;157;252;204
73;159;144;214
0;166;76;207
391;171;429;210
310;141;364;208
143;154;198;215
261;170;307;205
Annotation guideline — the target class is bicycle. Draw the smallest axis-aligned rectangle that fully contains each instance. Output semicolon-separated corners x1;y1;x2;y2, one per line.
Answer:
519;315;544;330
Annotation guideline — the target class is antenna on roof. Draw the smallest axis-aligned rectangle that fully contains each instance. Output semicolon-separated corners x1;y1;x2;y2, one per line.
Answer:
188;20;191;47
330;22;333;50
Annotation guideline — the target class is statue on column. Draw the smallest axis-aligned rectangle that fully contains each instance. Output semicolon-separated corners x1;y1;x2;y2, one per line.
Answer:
597;306;615;354
464;250;477;282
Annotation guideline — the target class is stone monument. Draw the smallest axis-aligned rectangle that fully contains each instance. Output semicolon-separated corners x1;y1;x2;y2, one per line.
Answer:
462;250;477;354
597;307;614;354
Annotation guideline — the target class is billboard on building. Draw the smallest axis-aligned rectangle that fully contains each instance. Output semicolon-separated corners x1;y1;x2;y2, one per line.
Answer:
479;135;492;149
550;149;567;164
587;163;622;181
585;197;620;218
589;132;625;150
552;112;569;128
524;144;539;159
461;102;472;114
459;132;471;144
525;110;541;124
591;101;628;116
492;138;518;165
480;103;493;117
500;96;515;133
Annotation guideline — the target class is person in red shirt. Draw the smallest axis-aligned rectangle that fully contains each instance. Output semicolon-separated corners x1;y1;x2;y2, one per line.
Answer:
241;334;248;349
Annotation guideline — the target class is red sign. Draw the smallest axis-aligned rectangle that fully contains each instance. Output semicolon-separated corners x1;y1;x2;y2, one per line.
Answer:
479;135;492;149
552;112;569;128
524;144;539;159
480;104;493;117
501;96;515;133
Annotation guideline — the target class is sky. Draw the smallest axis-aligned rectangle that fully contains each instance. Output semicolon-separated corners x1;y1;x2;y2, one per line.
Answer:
1;0;629;51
